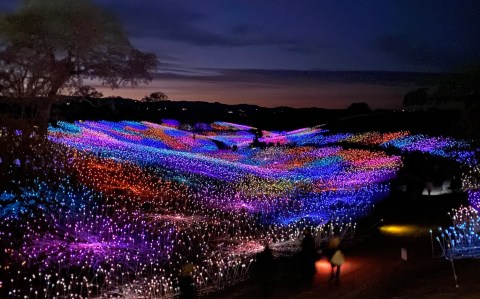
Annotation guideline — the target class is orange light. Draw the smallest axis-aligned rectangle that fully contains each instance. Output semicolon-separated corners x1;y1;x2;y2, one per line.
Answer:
379;224;427;236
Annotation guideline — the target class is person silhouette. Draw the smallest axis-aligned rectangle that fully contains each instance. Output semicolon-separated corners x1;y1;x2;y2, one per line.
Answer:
300;227;317;285
426;178;433;196
179;263;197;299
326;237;344;284
256;242;275;298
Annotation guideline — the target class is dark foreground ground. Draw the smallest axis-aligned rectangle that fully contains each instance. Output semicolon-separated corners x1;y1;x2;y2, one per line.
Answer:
207;192;480;299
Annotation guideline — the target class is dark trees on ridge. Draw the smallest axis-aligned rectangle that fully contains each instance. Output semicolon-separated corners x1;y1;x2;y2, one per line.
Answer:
403;88;429;110
347;102;371;114
402;68;480;137
72;86;104;99
143;91;169;102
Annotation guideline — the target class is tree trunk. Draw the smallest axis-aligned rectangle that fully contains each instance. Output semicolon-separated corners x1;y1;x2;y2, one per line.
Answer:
35;100;53;135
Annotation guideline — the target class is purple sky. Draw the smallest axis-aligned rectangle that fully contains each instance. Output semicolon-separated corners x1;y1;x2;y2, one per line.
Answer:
2;0;479;108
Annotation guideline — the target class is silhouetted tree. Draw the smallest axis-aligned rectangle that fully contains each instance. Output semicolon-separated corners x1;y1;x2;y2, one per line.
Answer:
347;102;371;114
403;88;429;110
72;86;103;98
435;68;480;137
401;66;480;137
431;67;480;109
0;0;158;133
143;91;168;102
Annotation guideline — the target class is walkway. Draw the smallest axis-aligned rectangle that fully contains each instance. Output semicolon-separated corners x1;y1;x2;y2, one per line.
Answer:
208;194;480;299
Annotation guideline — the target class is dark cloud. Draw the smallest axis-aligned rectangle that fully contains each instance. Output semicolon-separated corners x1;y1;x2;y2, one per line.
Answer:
2;0;479;73
153;69;448;87
100;2;228;46
97;1;299;48
156;62;220;77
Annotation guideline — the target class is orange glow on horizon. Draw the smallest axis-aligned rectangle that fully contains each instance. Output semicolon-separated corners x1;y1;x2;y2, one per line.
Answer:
95;80;410;109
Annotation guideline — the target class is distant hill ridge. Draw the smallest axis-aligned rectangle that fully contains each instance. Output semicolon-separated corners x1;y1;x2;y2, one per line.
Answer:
0;96;465;136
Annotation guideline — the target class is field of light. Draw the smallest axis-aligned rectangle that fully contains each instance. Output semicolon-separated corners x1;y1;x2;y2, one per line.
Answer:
1;119;478;298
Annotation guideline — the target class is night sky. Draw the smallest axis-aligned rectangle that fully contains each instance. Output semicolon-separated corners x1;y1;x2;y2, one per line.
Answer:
1;0;480;108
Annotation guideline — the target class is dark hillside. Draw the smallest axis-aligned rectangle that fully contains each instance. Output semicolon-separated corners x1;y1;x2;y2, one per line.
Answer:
0;97;471;135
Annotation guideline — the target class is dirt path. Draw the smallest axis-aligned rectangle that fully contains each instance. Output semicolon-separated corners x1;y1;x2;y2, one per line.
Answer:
207;194;480;299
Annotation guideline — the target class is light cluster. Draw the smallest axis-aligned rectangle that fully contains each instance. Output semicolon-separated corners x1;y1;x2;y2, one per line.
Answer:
434;206;480;260
380;134;476;165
